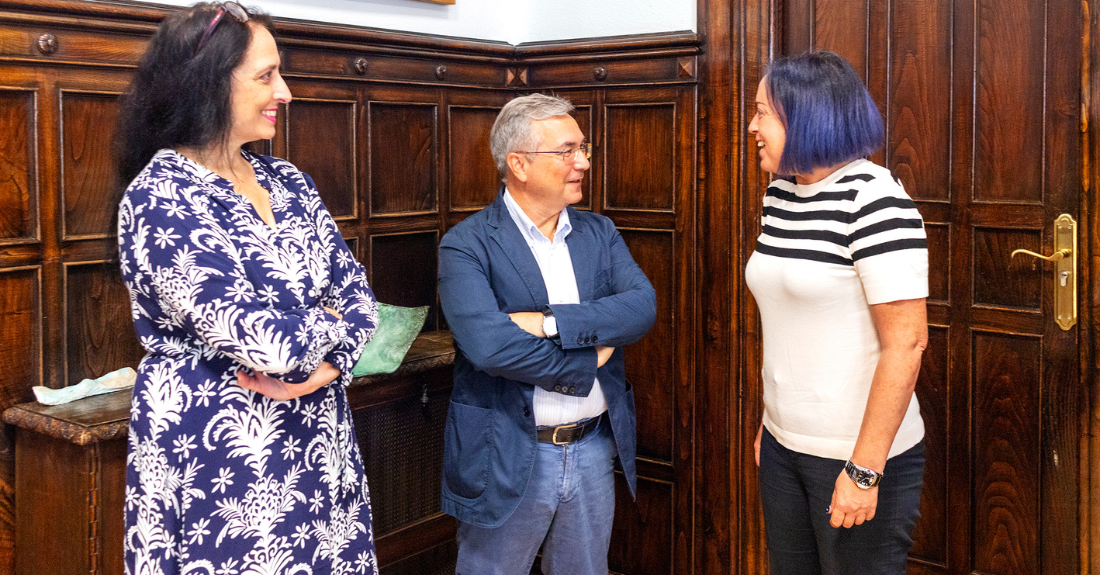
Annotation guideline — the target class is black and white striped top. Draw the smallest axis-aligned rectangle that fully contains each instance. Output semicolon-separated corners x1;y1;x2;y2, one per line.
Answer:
745;159;928;460
754;162;927;270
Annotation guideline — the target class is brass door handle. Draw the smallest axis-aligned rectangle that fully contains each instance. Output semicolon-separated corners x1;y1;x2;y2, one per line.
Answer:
1008;214;1076;330
1010;248;1072;262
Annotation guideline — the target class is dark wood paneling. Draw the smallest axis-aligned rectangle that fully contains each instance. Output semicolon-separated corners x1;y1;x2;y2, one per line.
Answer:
61;91;119;239
609;477;673;575
369;102;437;216
812;0;867;75
0;268;39;403
973;228;1043;310
973;0;1044;203
889;0;952;201
64;262;144;386
910;325;948;568
924;223;950;303
604;104;676;211
370;232;440;331
0;89;35;242
286;98;357;219
447;106;500;210
621;230;675;462
972;331;1041;575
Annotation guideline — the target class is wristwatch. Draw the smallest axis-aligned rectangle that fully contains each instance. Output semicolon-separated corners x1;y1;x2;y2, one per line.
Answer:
844;460;883;489
542;306;558;338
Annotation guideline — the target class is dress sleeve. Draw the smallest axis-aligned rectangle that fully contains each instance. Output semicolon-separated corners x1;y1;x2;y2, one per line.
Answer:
120;168;350;383
849;176;929;305
298;172;379;381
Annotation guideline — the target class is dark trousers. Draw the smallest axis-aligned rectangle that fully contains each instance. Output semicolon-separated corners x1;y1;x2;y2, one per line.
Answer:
758;428;924;575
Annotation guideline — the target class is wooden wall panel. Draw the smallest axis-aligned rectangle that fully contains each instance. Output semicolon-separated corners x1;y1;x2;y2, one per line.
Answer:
973;0;1045;203
973;228;1042;309
621;230;675;461
60;91;119;240
570;103;594;210
370;232;440;331
604;104;676;211
447;106;500;210
0;89;35;242
889;0;952;201
287;99;357;219
925;223;950;303
911;325;949;569
369;103;437;216
972;332;1041;575
0;268;40;401
812;0;866;74
64;263;144;386
609;478;673;575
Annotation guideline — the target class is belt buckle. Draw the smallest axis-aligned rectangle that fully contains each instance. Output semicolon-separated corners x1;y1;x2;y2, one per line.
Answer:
551;422;580;445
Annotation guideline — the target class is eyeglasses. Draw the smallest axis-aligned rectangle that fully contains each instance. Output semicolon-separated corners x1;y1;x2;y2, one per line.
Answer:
520;142;592;163
194;1;249;55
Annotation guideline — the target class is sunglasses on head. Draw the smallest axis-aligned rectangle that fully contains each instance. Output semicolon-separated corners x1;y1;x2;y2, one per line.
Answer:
194;1;249;55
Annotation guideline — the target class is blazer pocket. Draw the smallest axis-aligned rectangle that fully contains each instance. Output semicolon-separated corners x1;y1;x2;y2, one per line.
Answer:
443;401;493;500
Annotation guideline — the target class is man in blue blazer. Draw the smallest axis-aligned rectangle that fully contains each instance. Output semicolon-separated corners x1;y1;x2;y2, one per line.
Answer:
438;94;656;575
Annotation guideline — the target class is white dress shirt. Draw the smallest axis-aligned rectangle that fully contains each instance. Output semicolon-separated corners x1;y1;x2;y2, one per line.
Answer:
503;190;607;426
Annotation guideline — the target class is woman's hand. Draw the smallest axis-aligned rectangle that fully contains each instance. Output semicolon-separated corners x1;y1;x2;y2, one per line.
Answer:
236;361;341;400
754;421;764;467
829;470;879;528
324;306;342;320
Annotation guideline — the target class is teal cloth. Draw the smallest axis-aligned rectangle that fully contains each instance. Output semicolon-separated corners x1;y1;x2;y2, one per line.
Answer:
351;303;429;377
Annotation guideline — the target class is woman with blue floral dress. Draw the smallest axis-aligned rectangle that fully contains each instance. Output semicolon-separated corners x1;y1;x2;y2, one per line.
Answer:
114;3;380;574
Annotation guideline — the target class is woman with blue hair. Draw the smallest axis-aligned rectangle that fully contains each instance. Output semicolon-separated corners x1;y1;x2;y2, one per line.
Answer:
747;50;929;574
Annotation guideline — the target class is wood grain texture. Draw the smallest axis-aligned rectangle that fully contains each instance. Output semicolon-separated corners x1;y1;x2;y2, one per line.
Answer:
369;232;440;330
604;104;676;211
64;263;145;386
621;230;675;461
369;103;437;215
446;106;501;210
286;98;357;219
0;90;34;242
60;92;119;239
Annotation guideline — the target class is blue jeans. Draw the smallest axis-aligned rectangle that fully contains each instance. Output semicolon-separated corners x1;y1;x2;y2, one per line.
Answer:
455;415;617;575
759;428;924;575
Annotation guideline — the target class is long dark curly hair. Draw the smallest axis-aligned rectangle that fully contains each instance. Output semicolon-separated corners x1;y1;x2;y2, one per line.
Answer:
114;2;274;185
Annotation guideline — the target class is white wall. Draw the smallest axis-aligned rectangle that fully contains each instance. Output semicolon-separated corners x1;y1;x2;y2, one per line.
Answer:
131;0;695;45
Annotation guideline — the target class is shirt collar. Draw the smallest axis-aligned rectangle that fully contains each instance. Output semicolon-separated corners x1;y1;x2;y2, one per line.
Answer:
503;188;571;244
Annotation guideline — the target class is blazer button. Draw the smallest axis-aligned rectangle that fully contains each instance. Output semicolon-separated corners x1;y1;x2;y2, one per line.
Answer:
523;406;531;417
577;335;584;345
554;385;562;392
584;336;591;344
592;335;599;343
569;386;576;394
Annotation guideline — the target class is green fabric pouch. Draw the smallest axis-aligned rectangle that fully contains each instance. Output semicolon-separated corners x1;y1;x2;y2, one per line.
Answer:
351;303;430;377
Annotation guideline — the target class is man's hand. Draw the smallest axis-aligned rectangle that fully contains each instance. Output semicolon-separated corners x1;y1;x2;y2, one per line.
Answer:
828;469;879;528
237;361;341;401
509;311;546;338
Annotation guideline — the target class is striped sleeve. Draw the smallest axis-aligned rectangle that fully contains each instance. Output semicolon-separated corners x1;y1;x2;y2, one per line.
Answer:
849;175;929;304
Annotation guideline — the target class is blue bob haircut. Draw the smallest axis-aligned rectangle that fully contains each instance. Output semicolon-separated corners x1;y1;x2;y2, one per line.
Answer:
764;51;884;176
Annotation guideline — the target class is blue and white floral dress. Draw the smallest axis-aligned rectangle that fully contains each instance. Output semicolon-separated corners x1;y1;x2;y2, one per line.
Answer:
117;149;380;575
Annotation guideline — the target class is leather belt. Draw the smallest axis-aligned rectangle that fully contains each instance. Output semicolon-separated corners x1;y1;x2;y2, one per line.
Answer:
536;412;607;445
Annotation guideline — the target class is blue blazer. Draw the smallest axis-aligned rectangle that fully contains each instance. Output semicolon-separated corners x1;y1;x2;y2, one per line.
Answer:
438;190;657;528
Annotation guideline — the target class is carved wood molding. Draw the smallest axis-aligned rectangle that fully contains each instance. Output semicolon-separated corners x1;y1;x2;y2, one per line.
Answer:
2;403;129;446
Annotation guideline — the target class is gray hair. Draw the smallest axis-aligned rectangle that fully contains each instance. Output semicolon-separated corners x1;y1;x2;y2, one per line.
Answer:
489;93;575;181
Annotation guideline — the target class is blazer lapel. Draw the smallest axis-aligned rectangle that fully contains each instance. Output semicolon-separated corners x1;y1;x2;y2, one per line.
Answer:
565;208;596;302
487;191;549;306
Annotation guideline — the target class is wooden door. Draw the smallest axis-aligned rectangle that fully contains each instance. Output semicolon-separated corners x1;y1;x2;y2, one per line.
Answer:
775;0;1086;573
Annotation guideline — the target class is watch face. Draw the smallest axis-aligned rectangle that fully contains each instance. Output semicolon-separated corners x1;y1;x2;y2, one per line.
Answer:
857;470;875;487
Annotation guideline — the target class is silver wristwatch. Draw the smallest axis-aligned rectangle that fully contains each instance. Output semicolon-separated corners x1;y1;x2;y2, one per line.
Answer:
844;460;883;489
